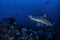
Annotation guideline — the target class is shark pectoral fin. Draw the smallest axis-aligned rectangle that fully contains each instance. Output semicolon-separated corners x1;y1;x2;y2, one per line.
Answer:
37;23;40;27
37;23;44;27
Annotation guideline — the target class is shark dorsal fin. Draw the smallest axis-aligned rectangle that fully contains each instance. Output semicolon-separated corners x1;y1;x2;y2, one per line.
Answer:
43;13;47;18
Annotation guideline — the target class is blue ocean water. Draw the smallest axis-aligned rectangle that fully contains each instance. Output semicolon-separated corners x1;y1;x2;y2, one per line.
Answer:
0;0;58;26
0;0;60;40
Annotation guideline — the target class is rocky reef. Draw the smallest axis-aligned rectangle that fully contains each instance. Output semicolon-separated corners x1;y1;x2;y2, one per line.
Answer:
0;17;55;40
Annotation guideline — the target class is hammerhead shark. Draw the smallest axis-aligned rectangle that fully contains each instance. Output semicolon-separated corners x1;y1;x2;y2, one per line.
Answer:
28;14;56;27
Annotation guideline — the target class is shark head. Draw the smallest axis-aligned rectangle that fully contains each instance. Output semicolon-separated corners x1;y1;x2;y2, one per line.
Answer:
28;15;32;18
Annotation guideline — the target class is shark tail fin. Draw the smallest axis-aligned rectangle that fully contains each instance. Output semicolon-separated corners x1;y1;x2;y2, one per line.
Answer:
52;21;56;25
51;21;56;27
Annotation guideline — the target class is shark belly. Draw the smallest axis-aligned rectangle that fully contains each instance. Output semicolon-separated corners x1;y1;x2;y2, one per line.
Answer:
30;18;42;22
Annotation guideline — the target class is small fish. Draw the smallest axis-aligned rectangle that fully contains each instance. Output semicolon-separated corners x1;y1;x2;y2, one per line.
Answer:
46;1;50;5
28;13;56;27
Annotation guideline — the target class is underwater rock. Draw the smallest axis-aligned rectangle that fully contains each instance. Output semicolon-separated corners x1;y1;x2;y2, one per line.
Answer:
6;17;15;24
0;17;55;40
